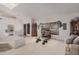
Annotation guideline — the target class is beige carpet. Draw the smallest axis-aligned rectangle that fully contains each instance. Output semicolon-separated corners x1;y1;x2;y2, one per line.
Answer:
0;43;12;52
0;37;65;55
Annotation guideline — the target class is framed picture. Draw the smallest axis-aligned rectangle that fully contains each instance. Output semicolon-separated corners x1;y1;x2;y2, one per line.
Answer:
8;24;14;32
50;22;59;35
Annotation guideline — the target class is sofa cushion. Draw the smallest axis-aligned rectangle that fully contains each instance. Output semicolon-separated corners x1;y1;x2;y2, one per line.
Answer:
66;35;77;44
73;36;79;45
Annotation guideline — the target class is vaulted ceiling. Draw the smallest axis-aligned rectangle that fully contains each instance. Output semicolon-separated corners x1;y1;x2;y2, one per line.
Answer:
1;3;19;9
0;3;18;18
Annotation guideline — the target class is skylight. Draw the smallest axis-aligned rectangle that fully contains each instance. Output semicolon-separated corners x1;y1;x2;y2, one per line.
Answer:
1;3;19;9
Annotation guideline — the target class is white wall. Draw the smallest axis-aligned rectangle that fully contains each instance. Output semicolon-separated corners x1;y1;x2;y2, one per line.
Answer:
11;3;79;41
35;13;79;41
0;16;23;36
11;13;79;40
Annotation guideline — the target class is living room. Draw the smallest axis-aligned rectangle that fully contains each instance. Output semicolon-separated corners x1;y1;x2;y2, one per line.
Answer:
0;3;79;55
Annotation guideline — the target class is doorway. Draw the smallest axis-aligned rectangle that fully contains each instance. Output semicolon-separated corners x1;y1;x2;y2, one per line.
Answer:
32;23;37;36
24;24;26;36
27;23;30;34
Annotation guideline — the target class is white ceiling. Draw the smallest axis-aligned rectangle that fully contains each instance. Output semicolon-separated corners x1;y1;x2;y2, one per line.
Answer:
0;3;19;18
1;3;19;9
0;3;79;19
12;3;79;19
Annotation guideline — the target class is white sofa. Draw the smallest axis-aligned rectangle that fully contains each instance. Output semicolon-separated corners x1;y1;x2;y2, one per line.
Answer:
65;35;79;55
0;34;25;48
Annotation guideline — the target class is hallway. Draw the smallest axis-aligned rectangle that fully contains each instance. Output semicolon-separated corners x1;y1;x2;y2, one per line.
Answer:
0;37;65;55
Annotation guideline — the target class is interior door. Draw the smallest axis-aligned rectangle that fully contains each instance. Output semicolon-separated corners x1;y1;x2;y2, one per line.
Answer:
27;23;30;34
32;23;37;36
24;24;26;36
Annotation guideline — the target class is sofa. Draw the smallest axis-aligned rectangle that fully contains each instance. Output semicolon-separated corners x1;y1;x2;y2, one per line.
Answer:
65;35;79;55
0;34;25;48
